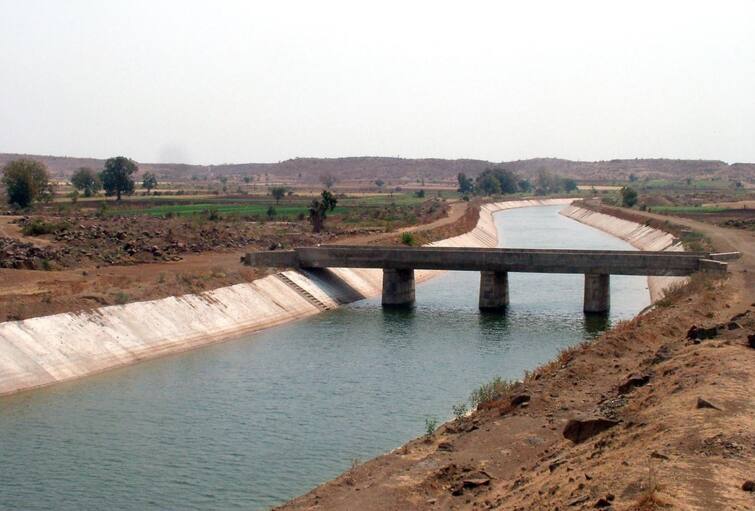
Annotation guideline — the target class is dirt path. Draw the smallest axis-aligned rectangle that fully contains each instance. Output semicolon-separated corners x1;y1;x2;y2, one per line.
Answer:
0;216;51;246
277;212;755;511
625;209;755;305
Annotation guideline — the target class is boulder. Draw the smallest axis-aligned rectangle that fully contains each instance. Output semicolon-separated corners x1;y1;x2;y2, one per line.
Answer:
563;418;619;443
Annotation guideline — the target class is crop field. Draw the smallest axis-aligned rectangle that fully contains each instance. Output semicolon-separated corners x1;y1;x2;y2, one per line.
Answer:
106;193;432;220
649;205;729;214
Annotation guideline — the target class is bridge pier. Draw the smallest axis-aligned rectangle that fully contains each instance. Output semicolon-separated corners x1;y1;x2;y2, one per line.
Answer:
382;269;415;307
584;273;610;313
479;271;509;310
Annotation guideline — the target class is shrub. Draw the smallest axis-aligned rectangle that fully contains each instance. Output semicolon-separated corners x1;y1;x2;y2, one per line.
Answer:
424;416;439;437
400;232;415;246
22;219;68;236
452;402;468;421
469;377;516;409
204;208;221;221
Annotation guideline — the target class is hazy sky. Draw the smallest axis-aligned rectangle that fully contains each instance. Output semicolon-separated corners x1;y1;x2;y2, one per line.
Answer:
1;0;754;164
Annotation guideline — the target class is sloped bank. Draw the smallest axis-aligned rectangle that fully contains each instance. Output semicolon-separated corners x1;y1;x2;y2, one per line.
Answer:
0;199;573;396
560;204;685;302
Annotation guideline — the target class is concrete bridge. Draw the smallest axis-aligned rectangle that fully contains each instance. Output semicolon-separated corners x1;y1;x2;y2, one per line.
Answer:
243;246;732;313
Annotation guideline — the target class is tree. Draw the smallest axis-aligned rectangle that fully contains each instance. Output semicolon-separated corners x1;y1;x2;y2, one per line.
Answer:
517;179;532;193
1;159;51;208
319;174;336;189
243;176;252;183
629;173;638;182
100;156;137;200
621;186;638;207
70;167;101;197
563;178;578;192
270;186;287;205
219;176;228;193
475;171;501;195
475;167;519;196
308;190;338;233
142;172;158;194
457;173;474;194
375;179;385;190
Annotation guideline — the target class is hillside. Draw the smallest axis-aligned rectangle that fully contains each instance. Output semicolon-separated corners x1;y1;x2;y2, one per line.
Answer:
0;153;752;183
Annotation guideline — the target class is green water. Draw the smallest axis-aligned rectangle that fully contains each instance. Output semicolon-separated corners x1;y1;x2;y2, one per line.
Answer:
0;205;649;510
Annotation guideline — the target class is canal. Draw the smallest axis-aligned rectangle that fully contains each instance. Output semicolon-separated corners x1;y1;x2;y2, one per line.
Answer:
0;205;649;510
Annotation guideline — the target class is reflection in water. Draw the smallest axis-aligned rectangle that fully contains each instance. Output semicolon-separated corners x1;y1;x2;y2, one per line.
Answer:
584;313;611;336
0;205;650;511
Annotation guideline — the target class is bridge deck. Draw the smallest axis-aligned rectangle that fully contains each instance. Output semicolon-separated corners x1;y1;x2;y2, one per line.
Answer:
244;246;717;276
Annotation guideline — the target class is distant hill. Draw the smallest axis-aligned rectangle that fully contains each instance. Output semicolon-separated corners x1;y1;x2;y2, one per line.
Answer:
0;153;752;183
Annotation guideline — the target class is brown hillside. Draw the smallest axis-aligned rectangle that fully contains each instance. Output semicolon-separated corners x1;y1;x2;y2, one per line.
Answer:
0;153;752;183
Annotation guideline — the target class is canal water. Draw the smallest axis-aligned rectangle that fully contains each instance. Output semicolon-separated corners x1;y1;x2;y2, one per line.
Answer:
0;205;649;510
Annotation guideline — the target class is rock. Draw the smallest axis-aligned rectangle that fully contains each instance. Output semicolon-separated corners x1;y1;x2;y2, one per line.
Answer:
618;374;650;394
511;394;531;406
462;478;490;488
650;344;672;364
742;480;754;492
437;442;454;452
686;325;719;341
568;495;590;506
650;451;669;460
594;497;611;508
563;418;619;444
726;321;741;330
748;333;755;349
696;397;721;411
548;459;565;472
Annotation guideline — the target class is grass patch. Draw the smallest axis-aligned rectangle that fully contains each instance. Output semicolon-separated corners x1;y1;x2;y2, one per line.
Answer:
469;377;516;409
22;219;69;236
650;206;728;214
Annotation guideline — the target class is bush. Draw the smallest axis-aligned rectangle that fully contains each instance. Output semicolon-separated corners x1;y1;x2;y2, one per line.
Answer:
203;208;221;221
424;416;439;437
400;232;415;246
452;402;468;421
22;219;69;236
469;377;516;409
621;186;638;207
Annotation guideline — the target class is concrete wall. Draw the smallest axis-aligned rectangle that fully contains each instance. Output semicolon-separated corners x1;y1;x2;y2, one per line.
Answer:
0;198;576;396
560;204;685;301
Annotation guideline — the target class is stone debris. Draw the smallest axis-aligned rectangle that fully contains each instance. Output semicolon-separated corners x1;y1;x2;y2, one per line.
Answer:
563;418;619;444
617;373;651;395
696;397;721;411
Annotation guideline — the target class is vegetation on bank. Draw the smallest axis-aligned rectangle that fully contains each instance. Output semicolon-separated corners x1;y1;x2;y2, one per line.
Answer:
457;167;578;198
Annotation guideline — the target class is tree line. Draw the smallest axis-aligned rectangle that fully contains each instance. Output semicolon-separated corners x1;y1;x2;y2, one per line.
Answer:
1;156;159;208
456;167;577;197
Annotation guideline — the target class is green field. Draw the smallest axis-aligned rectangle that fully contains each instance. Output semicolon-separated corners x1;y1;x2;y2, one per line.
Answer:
639;179;737;190
108;193;430;219
649;206;728;214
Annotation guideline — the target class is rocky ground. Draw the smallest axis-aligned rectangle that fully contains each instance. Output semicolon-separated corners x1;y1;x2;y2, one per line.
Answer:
278;210;755;511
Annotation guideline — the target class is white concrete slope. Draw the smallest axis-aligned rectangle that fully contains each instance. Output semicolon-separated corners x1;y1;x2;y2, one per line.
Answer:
560;204;685;302
0;198;633;396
